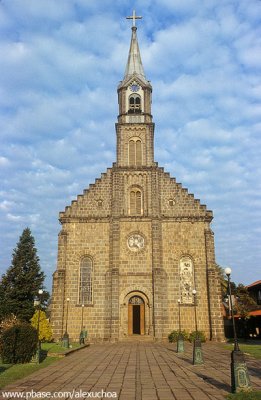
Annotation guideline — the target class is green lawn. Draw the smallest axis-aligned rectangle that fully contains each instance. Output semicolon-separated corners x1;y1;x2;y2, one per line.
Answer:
0;342;82;389
41;342;81;354
226;391;261;400
223;343;261;359
0;356;59;389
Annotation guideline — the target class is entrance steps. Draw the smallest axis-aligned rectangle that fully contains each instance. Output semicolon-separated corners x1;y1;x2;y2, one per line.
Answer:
120;335;154;342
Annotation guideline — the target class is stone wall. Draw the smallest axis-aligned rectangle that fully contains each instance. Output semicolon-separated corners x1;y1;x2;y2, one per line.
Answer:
51;164;224;342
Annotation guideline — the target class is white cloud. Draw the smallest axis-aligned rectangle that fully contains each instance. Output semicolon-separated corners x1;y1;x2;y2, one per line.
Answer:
0;156;10;166
6;213;22;222
0;200;14;211
0;1;260;290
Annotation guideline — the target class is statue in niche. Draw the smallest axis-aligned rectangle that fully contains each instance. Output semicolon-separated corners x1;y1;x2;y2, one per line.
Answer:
179;257;194;304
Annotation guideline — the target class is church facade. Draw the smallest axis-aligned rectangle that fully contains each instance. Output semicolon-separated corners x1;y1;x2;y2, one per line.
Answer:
51;19;224;342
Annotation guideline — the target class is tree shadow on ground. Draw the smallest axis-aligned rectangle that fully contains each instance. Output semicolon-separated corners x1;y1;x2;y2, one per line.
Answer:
248;366;261;378
195;372;231;392
0;365;12;374
165;347;194;365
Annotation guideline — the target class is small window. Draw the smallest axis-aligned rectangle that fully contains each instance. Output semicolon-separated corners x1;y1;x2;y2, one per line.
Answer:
97;199;103;207
128;94;141;114
168;199;175;207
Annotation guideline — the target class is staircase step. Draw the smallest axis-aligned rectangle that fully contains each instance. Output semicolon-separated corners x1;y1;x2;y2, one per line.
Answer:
120;335;154;342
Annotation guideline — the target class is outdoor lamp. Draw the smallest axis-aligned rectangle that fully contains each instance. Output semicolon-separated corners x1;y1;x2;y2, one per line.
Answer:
225;267;251;393
177;299;184;353
192;288;203;365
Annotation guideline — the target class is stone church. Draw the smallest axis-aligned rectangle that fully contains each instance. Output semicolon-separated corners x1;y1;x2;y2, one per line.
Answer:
51;15;224;342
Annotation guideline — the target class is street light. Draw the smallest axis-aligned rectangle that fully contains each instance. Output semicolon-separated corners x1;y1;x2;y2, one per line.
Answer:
225;267;251;393
177;299;184;353
192;289;203;365
79;304;88;344
33;289;43;363
62;297;70;348
81;304;84;331
79;304;84;345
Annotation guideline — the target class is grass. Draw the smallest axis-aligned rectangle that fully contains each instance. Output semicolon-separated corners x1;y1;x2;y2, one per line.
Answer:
0;356;59;389
223;342;261;359
41;342;81;354
0;342;82;389
226;391;261;400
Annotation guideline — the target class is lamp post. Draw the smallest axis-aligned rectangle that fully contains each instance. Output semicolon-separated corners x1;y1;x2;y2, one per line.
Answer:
81;304;84;331
62;297;70;348
79;304;84;345
225;267;251;393
192;289;203;365
33;289;43;363
177;299;184;353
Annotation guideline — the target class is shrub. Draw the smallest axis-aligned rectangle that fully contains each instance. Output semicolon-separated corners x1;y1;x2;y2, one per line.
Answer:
31;310;53;342
0;323;38;363
168;330;190;343
188;330;206;343
0;314;20;336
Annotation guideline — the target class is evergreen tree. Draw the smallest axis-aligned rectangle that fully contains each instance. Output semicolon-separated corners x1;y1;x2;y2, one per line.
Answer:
0;228;45;322
31;310;53;342
235;283;257;318
0;283;6;321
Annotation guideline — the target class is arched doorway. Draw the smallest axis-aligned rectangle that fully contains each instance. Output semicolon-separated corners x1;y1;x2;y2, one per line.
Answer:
128;296;145;335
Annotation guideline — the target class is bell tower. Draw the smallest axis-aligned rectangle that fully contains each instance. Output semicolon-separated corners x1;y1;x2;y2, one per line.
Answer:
116;11;155;168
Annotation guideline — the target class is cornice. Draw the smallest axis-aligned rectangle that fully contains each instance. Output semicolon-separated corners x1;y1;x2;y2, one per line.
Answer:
59;214;212;225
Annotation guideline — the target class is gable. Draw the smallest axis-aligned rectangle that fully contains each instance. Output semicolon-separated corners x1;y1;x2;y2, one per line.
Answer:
59;168;112;222
159;168;213;221
118;74;152;91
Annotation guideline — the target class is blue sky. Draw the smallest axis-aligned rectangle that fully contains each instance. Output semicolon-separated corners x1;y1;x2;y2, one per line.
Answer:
0;0;260;291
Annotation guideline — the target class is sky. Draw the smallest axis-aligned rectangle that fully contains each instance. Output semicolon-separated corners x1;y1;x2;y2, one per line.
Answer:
0;0;260;292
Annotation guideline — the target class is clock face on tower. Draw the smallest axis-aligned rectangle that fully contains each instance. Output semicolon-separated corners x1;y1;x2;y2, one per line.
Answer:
130;84;140;92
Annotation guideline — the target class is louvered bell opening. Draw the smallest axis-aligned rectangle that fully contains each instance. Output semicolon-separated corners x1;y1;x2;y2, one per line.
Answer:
136;191;142;215
129;140;135;165
136;140;142;165
130;190;136;215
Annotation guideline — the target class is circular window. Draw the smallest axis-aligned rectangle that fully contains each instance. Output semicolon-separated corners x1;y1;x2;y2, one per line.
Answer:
168;199;175;206
127;234;145;252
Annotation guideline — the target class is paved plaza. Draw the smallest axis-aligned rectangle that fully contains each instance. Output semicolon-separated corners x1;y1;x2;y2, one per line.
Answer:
1;341;261;400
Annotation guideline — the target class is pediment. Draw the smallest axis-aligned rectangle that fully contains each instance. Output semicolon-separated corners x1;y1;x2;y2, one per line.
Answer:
118;73;152;90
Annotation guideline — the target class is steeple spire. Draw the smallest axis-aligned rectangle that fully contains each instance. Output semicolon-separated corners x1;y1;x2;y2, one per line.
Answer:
123;10;146;82
117;10;152;127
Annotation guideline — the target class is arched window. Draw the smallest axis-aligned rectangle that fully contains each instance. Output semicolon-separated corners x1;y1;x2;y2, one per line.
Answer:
179;256;194;304
129;188;142;215
79;257;93;305
129;138;142;166
128;94;141;114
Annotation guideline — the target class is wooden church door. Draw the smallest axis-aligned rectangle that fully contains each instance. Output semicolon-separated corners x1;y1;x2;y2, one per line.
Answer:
128;296;145;335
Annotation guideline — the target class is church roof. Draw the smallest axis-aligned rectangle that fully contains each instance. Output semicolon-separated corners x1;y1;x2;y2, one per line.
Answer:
123;26;147;84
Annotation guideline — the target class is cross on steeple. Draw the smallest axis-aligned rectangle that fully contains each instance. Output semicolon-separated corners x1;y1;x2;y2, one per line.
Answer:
126;10;142;27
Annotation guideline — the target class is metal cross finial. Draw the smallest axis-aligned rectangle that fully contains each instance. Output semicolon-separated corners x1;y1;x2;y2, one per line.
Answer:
126;10;142;27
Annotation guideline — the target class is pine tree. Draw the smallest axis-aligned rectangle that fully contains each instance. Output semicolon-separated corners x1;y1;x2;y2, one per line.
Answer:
235;283;257;318
0;228;46;322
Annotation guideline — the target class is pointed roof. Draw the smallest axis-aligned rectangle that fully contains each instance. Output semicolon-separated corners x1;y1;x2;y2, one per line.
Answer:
123;26;147;84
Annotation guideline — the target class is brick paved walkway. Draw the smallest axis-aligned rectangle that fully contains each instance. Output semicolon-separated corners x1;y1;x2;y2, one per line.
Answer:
1;341;260;400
